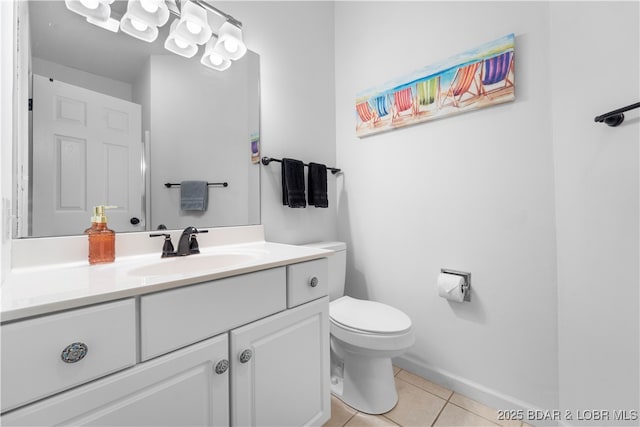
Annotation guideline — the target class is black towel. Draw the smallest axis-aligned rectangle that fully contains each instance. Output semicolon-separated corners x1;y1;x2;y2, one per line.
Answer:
282;158;306;208
308;162;328;208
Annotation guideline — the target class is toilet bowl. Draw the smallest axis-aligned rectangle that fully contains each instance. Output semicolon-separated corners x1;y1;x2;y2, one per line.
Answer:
303;242;415;415
330;296;415;414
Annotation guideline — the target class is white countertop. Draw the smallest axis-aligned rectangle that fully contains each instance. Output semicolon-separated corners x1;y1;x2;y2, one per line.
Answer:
2;239;331;323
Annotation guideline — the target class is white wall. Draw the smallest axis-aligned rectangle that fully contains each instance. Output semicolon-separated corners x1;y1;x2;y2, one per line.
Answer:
335;1;559;411
551;2;639;424
215;1;338;244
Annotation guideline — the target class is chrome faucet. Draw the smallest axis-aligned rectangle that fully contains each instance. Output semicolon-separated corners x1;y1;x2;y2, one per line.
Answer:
176;226;209;256
150;226;208;257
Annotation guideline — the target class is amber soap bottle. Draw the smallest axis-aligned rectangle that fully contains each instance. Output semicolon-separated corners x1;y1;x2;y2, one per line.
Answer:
86;205;116;265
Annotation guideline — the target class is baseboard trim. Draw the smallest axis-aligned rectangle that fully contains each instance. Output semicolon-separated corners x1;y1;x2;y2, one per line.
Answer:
393;354;555;423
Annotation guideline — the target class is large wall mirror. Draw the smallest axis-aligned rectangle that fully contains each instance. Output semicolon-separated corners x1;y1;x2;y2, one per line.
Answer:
13;1;260;238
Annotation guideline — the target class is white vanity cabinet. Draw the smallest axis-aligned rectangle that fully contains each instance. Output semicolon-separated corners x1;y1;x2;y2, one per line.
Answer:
1;259;330;427
231;296;329;427
0;334;230;426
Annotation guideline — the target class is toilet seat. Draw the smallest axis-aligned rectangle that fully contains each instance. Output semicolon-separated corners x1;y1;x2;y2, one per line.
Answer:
330;296;411;334
329;297;415;354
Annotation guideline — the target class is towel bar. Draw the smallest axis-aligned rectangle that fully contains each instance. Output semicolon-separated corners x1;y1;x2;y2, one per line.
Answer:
164;182;228;188
594;102;640;127
261;157;341;175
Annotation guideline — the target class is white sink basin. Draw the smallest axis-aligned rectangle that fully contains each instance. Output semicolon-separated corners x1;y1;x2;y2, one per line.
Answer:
128;253;259;277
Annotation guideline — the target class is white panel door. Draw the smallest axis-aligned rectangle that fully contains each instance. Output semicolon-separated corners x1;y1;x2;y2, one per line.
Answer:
1;334;230;426
32;74;143;236
231;297;330;427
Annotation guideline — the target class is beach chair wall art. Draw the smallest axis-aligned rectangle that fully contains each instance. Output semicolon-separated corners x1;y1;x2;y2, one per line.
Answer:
355;33;515;137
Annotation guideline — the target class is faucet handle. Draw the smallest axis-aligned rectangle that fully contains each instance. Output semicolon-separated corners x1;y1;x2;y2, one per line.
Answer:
150;233;176;257
188;229;208;254
182;226;208;235
189;235;200;254
187;228;208;254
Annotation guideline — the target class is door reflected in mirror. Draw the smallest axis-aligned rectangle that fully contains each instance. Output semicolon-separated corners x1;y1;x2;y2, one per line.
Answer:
14;1;260;238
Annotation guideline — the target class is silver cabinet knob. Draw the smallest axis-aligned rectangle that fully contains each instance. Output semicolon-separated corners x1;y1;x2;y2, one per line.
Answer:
309;276;319;288
214;359;229;374
61;342;88;364
239;349;252;363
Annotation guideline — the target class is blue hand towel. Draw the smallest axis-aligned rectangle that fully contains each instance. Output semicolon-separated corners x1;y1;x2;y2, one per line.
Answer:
180;181;208;211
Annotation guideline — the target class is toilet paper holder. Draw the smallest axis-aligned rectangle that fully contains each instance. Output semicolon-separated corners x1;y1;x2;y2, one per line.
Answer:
441;268;471;302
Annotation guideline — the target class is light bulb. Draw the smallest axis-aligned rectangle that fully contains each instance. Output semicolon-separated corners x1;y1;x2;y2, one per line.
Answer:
140;0;159;13
175;38;190;49
223;38;239;54
80;0;100;10
186;21;202;35
130;18;148;32
209;54;223;66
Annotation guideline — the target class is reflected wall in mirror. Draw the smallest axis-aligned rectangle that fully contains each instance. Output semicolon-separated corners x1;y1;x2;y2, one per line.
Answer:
14;1;260;238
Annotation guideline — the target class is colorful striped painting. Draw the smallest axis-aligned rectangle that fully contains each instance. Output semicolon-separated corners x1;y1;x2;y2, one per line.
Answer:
356;34;515;137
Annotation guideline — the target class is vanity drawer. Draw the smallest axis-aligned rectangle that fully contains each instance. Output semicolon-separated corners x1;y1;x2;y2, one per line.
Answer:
0;299;136;413
287;258;328;308
140;267;286;361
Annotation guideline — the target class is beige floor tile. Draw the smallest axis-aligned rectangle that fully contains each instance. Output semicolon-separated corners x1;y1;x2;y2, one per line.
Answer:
434;403;499;426
393;365;402;376
396;370;453;400
384;378;447;426
449;393;521;427
323;395;358;427
344;412;400;427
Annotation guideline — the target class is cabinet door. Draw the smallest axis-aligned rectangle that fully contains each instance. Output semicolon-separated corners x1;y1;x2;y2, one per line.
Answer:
1;335;230;426
231;297;330;427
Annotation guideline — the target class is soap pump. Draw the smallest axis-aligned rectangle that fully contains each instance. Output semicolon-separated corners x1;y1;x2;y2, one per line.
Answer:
86;205;116;265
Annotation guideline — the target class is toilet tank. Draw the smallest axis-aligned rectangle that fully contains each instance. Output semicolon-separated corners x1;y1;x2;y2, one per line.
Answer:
303;241;346;301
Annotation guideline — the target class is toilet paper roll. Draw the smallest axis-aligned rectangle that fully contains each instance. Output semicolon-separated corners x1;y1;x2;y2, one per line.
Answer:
437;273;466;302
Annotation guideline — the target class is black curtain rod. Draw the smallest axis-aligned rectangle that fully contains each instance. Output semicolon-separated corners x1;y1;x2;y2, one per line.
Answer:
261;157;342;175
594;102;640;127
164;182;228;188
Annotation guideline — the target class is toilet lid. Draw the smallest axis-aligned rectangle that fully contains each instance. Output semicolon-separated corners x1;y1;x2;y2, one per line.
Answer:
330;296;412;334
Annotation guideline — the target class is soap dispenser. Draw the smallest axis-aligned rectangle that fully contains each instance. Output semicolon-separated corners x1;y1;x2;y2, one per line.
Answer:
86;205;116;265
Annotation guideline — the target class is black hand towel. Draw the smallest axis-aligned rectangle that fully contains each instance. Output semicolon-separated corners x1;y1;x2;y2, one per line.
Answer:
308;162;328;208
282;158;307;208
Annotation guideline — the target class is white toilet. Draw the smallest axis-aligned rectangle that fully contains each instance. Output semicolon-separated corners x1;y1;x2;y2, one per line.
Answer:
304;242;415;414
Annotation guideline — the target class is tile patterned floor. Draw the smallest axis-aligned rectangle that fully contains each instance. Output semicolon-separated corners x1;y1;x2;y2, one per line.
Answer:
323;367;533;427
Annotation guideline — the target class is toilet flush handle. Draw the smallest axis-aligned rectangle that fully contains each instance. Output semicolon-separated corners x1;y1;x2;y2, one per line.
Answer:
309;276;319;288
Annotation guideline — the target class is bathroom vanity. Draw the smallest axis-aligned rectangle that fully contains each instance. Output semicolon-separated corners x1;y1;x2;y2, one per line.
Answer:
0;226;331;426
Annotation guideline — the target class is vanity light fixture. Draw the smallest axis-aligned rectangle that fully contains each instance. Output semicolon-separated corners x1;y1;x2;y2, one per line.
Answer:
120;15;158;42
64;0;248;70
164;19;198;58
64;0;119;32
200;36;231;71
120;0;169;42
171;0;212;45
215;20;247;61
